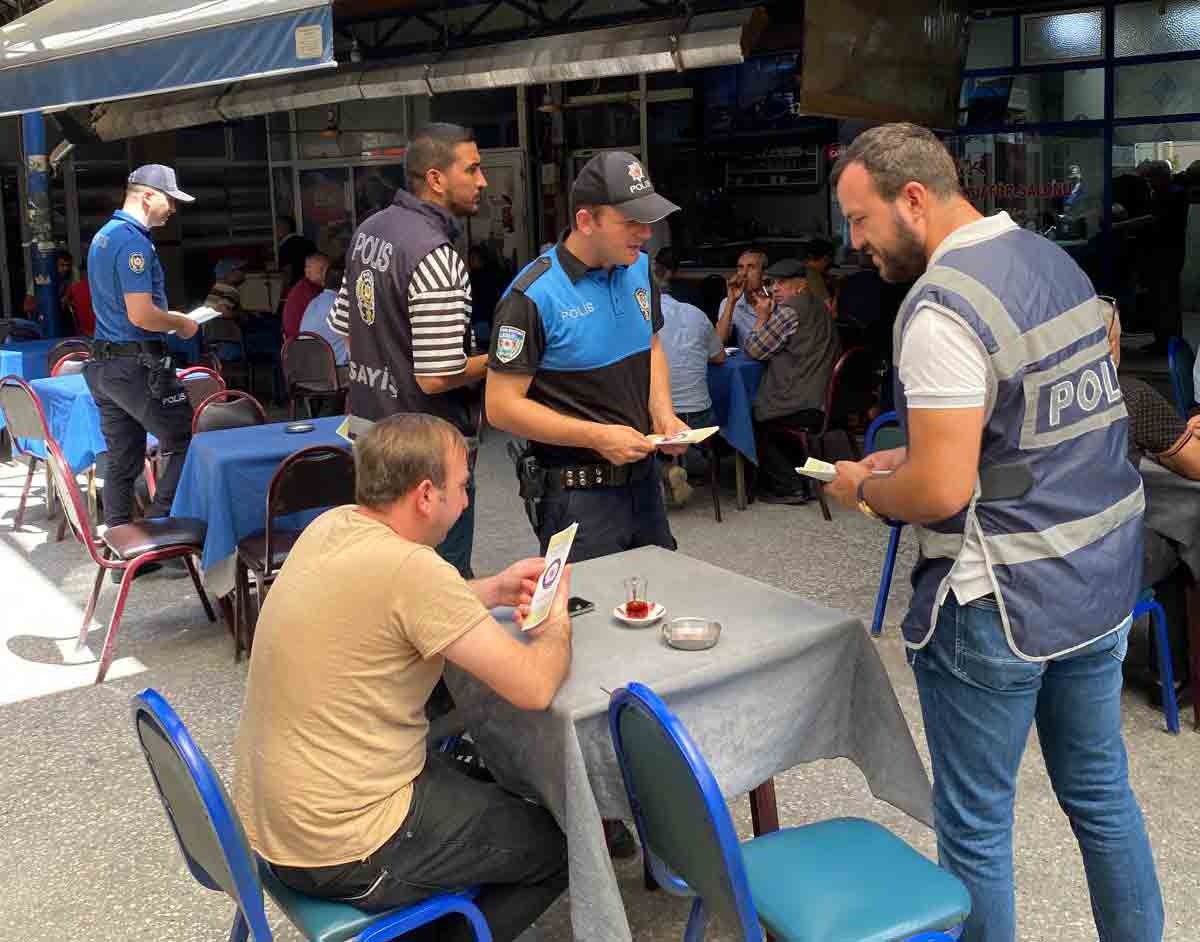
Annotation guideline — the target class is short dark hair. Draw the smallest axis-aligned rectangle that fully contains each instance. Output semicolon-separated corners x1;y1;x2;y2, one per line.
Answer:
655;246;679;274
406;123;476;193
324;267;343;292
805;238;833;261
354;413;466;510
830;122;962;202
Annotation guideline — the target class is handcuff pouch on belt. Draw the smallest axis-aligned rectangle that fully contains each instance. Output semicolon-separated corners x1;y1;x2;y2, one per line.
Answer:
507;441;544;531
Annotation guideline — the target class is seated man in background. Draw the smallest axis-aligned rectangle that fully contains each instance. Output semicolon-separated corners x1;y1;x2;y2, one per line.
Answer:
655;247;726;506
300;266;350;386
234;414;570;942
282;251;329;342
715;248;768;347
745;258;841;503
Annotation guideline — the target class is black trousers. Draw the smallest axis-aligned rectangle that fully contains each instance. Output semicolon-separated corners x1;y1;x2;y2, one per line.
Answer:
755;409;824;492
273;754;568;942
535;463;676;562
84;357;193;527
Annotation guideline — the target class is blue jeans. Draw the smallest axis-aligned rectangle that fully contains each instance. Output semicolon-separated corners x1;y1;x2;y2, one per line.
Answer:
436;473;475;579
909;596;1163;942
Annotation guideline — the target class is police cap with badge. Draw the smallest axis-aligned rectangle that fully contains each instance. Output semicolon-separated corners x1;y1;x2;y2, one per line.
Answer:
570;150;680;222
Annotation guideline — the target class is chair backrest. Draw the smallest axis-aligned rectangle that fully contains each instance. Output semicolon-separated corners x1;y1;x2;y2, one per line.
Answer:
865;409;906;454
823;345;879;432
2;320;43;342
51;351;90;377
42;437;111;568
282;332;338;390
203;317;244;345
131;689;273;941
1167;336;1195;417
193;390;267;434
264;445;356;569
0;375;51;451
608;683;762;940
46;337;92;374
178;367;227;410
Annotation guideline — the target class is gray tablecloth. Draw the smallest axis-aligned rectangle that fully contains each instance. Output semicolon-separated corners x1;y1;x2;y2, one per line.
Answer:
1140;459;1200;582
445;546;932;942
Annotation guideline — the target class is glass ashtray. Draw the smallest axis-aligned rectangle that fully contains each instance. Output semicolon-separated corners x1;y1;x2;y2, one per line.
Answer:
662;617;721;651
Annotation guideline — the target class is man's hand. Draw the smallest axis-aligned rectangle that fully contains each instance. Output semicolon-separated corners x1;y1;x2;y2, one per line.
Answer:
517;566;573;638
862;446;907;473
173;314;199;340
751;292;774;325
653;413;691;458
490;557;545;612
591;425;655;465
826;459;872;510
726;272;744;299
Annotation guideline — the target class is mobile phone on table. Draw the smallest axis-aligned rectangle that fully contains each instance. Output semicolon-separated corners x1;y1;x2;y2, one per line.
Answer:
567;596;595;617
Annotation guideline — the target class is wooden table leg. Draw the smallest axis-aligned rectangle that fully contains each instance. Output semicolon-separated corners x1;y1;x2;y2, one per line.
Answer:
749;778;780;835
735;452;747;511
217;593;236;640
1185;580;1200;731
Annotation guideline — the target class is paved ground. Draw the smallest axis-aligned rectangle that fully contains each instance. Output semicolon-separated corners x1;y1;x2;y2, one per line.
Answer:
1;423;1198;942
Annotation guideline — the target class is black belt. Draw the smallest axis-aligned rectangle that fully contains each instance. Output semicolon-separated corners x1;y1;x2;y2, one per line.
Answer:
92;339;166;359
544;457;656;491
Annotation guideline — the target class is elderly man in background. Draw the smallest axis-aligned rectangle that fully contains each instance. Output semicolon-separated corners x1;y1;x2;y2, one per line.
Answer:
745;258;840;504
715;247;769;347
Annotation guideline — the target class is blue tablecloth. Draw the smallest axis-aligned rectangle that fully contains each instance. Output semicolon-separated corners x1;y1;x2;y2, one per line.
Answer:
170;416;348;574
0;338;57;380
22;374;108;472
708;354;764;464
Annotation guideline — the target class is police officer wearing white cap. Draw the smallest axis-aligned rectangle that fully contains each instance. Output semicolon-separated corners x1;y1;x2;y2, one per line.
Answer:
487;150;691;563
86;164;198;529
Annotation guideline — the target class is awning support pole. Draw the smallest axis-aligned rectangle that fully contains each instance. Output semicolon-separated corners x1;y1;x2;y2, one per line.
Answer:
22;112;63;337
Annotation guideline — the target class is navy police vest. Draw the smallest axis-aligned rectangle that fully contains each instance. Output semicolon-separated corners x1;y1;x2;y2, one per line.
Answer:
895;220;1143;660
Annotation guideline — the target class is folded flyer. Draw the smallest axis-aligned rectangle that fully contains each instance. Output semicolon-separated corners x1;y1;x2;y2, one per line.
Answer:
646;426;720;447
795;458;891;483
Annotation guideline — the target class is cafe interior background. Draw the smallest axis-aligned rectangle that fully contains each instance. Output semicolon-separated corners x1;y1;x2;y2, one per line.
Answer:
3;0;1200;336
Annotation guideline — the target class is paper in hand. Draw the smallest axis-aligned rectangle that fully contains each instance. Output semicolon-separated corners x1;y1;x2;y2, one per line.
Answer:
168;306;222;334
646;426;720;447
795;458;892;483
522;522;578;632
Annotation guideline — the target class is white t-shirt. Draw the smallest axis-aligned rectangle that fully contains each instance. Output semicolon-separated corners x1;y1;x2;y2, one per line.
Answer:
898;211;1017;604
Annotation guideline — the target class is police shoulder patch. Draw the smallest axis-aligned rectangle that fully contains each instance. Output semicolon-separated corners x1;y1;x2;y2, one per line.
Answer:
128;252;146;274
634;287;651;321
495;325;526;364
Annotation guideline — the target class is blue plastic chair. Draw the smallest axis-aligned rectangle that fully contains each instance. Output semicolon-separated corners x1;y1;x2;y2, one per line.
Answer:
608;682;971;942
1132;590;1181;735
131;689;493;942
865;410;906;636
1167;336;1195;418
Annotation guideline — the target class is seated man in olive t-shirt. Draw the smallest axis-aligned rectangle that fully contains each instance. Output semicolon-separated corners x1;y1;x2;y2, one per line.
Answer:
233;414;572;942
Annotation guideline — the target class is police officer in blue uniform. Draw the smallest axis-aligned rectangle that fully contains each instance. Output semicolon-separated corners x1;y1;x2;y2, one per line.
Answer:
86;165;198;528
486;151;691;562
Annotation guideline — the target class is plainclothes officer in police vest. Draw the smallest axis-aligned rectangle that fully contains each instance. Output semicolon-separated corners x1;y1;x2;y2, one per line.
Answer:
827;124;1161;942
486;151;691;561
85;165;198;529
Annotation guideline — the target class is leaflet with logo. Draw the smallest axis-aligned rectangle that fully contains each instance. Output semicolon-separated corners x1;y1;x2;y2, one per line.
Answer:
522;522;578;632
646;426;720;447
795;457;891;483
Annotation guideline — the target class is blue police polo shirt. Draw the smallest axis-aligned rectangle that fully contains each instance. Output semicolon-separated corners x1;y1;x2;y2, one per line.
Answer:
88;210;168;342
488;240;663;465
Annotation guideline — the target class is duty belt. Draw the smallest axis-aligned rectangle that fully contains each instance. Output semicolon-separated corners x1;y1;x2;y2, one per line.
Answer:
544;457;655;490
92;339;166;359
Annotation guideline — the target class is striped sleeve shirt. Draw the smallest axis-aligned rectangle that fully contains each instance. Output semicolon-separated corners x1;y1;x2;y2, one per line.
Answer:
327;274;351;336
408;244;473;376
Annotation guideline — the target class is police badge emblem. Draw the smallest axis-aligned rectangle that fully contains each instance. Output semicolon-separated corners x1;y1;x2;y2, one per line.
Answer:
128;253;146;274
355;269;376;325
495;325;526;363
634;287;651;321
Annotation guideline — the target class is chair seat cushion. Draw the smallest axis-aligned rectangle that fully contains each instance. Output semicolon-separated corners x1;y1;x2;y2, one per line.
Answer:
258;857;400;942
102;517;207;560
236;529;300;570
740;818;970;942
293;382;340;395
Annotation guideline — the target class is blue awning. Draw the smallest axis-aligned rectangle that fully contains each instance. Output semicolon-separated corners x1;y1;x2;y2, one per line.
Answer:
0;0;335;117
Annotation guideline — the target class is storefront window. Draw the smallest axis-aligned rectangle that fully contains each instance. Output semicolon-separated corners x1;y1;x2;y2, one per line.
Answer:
1116;60;1200;119
1115;1;1200;57
966;17;1013;70
298;167;352;261
430;88;517;148
1021;9;1103;65
354;164;405;224
959;69;1104;126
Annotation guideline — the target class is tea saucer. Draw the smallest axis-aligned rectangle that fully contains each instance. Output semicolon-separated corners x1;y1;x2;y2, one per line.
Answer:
613;602;666;626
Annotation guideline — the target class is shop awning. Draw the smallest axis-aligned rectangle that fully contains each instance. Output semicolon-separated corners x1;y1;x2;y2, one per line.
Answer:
0;0;335;118
93;7;765;140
